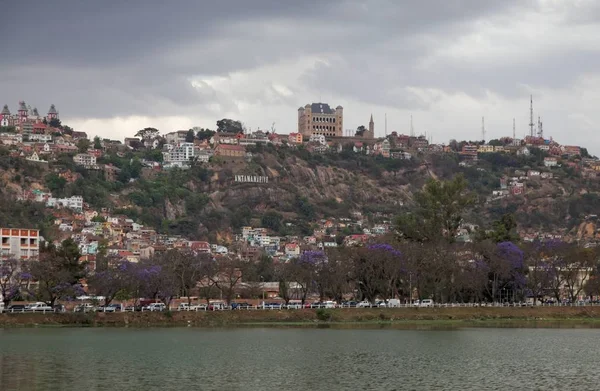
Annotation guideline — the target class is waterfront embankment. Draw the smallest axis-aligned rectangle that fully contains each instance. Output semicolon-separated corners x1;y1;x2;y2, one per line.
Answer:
4;306;600;328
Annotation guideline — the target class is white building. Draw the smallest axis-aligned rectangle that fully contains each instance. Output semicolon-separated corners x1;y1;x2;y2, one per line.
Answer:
544;157;558;167
309;134;327;145
74;153;97;167
165;130;188;145
167;142;195;166
28;134;53;143
195;149;212;163
46;195;84;212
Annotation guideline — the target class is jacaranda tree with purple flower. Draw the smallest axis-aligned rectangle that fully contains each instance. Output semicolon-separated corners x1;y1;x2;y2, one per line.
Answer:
29;239;87;306
351;243;403;303
0;258;30;308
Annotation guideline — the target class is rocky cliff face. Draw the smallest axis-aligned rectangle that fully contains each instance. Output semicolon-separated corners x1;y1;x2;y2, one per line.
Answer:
208;159;411;215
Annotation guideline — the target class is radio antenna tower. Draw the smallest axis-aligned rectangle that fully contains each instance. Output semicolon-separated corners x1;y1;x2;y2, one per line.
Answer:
538;116;544;139
385;113;387;136
481;116;486;142
513;118;516;140
410;115;414;137
529;95;534;138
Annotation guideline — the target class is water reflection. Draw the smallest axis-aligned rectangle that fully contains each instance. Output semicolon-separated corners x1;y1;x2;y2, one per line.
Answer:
0;328;599;390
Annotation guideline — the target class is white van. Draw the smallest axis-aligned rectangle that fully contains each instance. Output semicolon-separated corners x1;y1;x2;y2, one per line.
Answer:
419;299;434;308
387;299;401;308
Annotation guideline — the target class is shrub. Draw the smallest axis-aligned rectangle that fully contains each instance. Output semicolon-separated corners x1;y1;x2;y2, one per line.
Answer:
315;308;332;321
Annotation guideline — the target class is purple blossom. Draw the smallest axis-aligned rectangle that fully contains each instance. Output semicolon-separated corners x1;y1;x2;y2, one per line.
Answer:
299;251;326;264
367;243;402;258
20;272;33;280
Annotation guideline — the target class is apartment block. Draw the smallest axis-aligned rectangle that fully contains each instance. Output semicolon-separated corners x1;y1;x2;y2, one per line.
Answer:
1;228;40;259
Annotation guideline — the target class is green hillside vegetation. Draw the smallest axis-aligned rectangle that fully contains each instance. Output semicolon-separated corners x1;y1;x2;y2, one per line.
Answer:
0;139;598;242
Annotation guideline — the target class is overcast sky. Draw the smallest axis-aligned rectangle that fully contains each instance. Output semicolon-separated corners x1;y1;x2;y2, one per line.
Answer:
2;1;600;152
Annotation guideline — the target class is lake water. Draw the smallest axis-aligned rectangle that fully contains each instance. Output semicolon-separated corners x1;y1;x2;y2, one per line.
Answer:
0;328;598;390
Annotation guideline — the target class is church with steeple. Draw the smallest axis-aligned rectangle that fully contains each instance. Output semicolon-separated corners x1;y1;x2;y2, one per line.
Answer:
0;101;59;132
363;114;375;139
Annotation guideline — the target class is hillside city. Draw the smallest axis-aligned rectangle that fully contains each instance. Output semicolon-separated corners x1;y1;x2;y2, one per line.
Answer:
1;99;599;309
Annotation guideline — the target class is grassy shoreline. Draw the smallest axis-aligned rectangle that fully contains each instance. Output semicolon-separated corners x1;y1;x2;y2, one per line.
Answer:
4;307;600;329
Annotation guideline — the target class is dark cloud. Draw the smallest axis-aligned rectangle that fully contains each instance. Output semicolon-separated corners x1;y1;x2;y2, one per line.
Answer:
2;0;599;152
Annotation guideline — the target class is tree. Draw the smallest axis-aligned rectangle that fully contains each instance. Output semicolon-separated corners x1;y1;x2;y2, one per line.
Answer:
561;246;597;303
88;258;131;306
93;136;102;150
45;173;67;195
216;118;243;133
185;129;195;143
29;239;87;306
137;256;178;307
355;125;367;137
0;259;30;307
488;139;503;146
395;175;475;243
49;118;62;128
76;138;91;153
477;214;519;243
135;127;160;141
207;256;245;305
196;129;216;141
169;250;208;305
523;241;553;305
261;211;283;232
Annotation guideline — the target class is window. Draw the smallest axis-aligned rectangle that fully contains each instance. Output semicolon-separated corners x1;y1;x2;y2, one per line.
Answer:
1;237;8;245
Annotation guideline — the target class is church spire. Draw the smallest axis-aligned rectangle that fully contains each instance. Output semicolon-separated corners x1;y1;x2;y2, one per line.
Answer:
367;114;374;139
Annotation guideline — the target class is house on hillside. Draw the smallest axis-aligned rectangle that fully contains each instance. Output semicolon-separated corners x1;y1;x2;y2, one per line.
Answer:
214;144;245;158
544;157;558;167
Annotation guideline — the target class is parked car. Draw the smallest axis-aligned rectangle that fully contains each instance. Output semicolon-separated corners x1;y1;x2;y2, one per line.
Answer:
144;303;166;312
387;299;401;308
231;302;252;310
419;299;434;308
356;301;372;308
178;303;191;311
262;302;282;309
74;304;96;313
310;302;324;309
340;301;358;308
103;304;122;312
191;303;208;311
286;302;303;309
27;302;53;312
124;305;137;312
7;304;27;312
323;301;337;309
208;302;227;311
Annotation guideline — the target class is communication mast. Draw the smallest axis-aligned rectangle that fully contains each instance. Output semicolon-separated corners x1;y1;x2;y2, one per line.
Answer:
481;117;486;142
529;95;535;138
513;118;516;140
538;117;544;139
385;113;387;136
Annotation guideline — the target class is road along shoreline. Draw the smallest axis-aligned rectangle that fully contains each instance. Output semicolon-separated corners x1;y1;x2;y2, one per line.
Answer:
4;307;600;328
